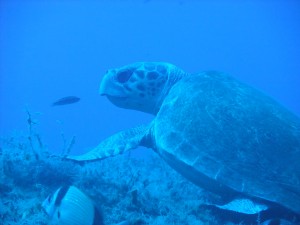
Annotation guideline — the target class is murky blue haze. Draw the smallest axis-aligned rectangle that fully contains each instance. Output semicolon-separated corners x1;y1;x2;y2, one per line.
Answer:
0;1;300;224
1;0;299;155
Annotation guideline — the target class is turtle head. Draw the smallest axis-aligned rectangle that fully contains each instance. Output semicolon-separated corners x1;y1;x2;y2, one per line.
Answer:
99;62;187;115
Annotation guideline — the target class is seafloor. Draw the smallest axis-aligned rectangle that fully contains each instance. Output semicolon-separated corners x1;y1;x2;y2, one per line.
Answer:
0;125;261;225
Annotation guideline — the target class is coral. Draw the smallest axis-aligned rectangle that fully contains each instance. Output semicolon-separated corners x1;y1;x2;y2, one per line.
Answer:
0;125;235;225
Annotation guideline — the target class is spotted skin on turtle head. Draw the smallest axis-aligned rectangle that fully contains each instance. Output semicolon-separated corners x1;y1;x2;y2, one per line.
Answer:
99;62;186;114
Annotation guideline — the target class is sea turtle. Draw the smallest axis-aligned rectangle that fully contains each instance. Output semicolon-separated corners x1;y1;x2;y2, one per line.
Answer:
69;62;300;220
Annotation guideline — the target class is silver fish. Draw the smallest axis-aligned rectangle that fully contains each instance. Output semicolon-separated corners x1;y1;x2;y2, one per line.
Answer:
42;185;104;225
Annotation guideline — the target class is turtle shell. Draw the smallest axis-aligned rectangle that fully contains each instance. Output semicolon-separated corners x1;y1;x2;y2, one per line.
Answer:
154;71;300;214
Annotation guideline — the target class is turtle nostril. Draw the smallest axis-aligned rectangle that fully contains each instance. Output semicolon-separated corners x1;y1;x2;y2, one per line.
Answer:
116;70;133;83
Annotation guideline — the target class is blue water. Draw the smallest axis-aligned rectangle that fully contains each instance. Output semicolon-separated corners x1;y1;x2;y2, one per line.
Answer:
1;0;299;155
1;1;300;224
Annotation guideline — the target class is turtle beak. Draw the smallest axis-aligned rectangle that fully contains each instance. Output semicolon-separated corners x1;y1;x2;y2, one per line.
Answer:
99;73;127;98
99;78;108;96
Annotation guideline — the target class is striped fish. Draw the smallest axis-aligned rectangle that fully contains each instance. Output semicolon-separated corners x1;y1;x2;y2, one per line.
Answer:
42;185;103;225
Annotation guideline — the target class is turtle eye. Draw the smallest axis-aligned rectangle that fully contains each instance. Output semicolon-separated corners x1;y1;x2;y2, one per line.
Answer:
116;70;132;83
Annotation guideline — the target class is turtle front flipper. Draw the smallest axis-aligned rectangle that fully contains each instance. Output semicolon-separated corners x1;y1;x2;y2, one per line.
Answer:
67;124;150;162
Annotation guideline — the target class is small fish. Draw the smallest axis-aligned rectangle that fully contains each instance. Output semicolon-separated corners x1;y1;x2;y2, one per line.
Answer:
52;96;80;106
42;185;104;225
213;198;268;214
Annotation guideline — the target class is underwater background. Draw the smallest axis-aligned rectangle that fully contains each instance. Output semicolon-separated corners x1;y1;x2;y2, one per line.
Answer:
0;0;300;224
